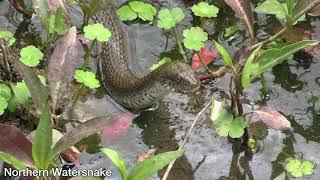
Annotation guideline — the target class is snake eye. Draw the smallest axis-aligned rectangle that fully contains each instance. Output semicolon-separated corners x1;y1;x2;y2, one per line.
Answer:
176;76;181;81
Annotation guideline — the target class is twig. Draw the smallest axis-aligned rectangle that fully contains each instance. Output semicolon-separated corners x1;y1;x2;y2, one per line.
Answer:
162;101;212;180
199;66;228;81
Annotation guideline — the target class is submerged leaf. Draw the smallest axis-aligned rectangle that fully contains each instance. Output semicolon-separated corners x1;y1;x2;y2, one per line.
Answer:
224;0;255;41
47;27;78;112
254;106;291;130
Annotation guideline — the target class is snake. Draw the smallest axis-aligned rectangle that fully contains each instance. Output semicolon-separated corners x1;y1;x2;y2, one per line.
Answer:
92;3;200;112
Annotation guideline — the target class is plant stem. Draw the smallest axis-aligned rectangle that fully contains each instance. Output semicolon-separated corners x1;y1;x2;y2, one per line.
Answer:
260;74;269;97
197;52;212;73
172;27;187;61
162;101;212;180
81;40;96;70
71;84;85;109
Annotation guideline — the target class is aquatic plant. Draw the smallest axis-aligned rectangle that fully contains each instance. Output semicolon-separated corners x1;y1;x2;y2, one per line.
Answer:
19;46;44;67
285;159;316;177
117;1;157;21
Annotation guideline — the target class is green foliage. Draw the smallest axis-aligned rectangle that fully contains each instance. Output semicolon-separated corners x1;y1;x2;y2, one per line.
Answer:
241;46;261;89
0;31;16;46
183;27;208;51
83;23;112;42
191;2;219;18
285;159;315;177
0;152;27;170
213;40;235;71
8;81;31;112
0;96;8;115
247;138;257;150
224;25;239;38
157;8;185;29
117;1;157;22
74;70;100;89
127;150;184;180
149;57;171;71
101;148;127;180
19;46;44;67
0;83;12;101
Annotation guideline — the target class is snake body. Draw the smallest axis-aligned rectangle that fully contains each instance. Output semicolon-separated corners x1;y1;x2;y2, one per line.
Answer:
93;4;200;111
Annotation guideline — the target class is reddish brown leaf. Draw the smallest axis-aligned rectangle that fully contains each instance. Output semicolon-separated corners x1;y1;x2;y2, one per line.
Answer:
254;106;291;130
0;124;35;168
47;27;78;113
61;147;80;165
224;0;255;42
192;46;219;69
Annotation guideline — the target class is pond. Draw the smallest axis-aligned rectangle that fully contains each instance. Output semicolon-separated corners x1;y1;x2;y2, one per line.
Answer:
0;0;320;179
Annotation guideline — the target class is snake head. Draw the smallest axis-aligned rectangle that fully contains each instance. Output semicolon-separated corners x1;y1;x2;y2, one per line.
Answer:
159;61;201;93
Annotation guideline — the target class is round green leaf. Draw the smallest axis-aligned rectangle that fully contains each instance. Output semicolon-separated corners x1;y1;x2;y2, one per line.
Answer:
183;27;208;51
117;5;137;21
0;83;12;101
285;159;315;177
0;31;16;46
129;1;157;21
83;23;112;42
14;81;31;106
191;2;219;18
301;161;315;176
228;117;246;138
0;96;8;115
19;45;43;67
74;70;100;89
157;8;185;29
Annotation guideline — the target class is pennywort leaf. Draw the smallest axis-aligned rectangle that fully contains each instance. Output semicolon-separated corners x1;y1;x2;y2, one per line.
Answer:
183;27;208;51
19;45;44;67
285;159;315;177
74;70;100;89
157;8;185;29
83;23;112;42
128;1;157;21
117;5;137;21
0;31;16;46
191;2;219;18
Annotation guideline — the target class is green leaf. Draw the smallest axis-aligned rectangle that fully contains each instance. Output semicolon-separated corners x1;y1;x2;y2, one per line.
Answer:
0;31;16;46
101;148;127;180
19;45;44;67
247;138;257;149
13;81;31;106
0;152;27;170
129;1;157;21
0;96;8;115
293;0;320;20
191;2;219;18
183;27;208;51
127;150;184;180
241;46;261;89
224;25;239;38
213;40;235;71
32;104;52;169
255;0;287;19
83;23;112;42
157;8;185;30
255;40;319;75
228;117;247;138
74;70;100;89
285;159;315;177
0;83;12;101
149;57;171;71
117;5;137;21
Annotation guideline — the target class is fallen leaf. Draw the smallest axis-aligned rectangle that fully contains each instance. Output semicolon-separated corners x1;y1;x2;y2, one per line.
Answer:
192;45;219;69
254;106;291;130
137;148;158;163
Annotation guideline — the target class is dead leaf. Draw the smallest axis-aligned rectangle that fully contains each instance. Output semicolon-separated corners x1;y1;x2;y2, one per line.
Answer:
254;106;291;130
137;148;158;163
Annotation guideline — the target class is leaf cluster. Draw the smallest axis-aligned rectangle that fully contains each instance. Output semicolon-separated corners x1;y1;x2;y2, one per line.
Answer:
117;1;157;21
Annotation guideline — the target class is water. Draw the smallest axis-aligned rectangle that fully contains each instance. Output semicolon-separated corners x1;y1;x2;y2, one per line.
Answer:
1;0;320;179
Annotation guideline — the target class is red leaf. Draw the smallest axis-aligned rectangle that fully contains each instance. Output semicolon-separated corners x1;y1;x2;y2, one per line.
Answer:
254;106;291;130
192;46;219;69
0;124;35;168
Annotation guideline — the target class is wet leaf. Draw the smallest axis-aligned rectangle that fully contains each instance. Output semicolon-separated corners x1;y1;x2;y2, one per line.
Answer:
0;124;35;168
285;159;315;177
224;0;254;41
32;104;52;169
255;40;318;75
14;60;49;114
213;40;234;70
47;27;78;112
19;45;44;67
254;106;291;130
241;46;261;89
101;148;127;180
293;0;320;20
117;5;137;21
149;57;171;71
0;152;27;170
127;150;184;180
51;113;131;161
83;23;112;42
183;27;208;51
191;2;219;18
157;8;185;30
128;1;157;21
192;45;218;69
74;70;100;89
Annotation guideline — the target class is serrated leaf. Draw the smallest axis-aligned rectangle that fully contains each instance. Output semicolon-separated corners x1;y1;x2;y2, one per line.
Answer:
285;159;315;177
127;150;184;180
157;8;185;29
74;70;100;89
255;40;318;75
129;1;157;21
19;45;44;67
117;5;137;21
183;27;208;51
83;23;112;42
101;148;127;180
191;2;219;18
0;31;15;46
